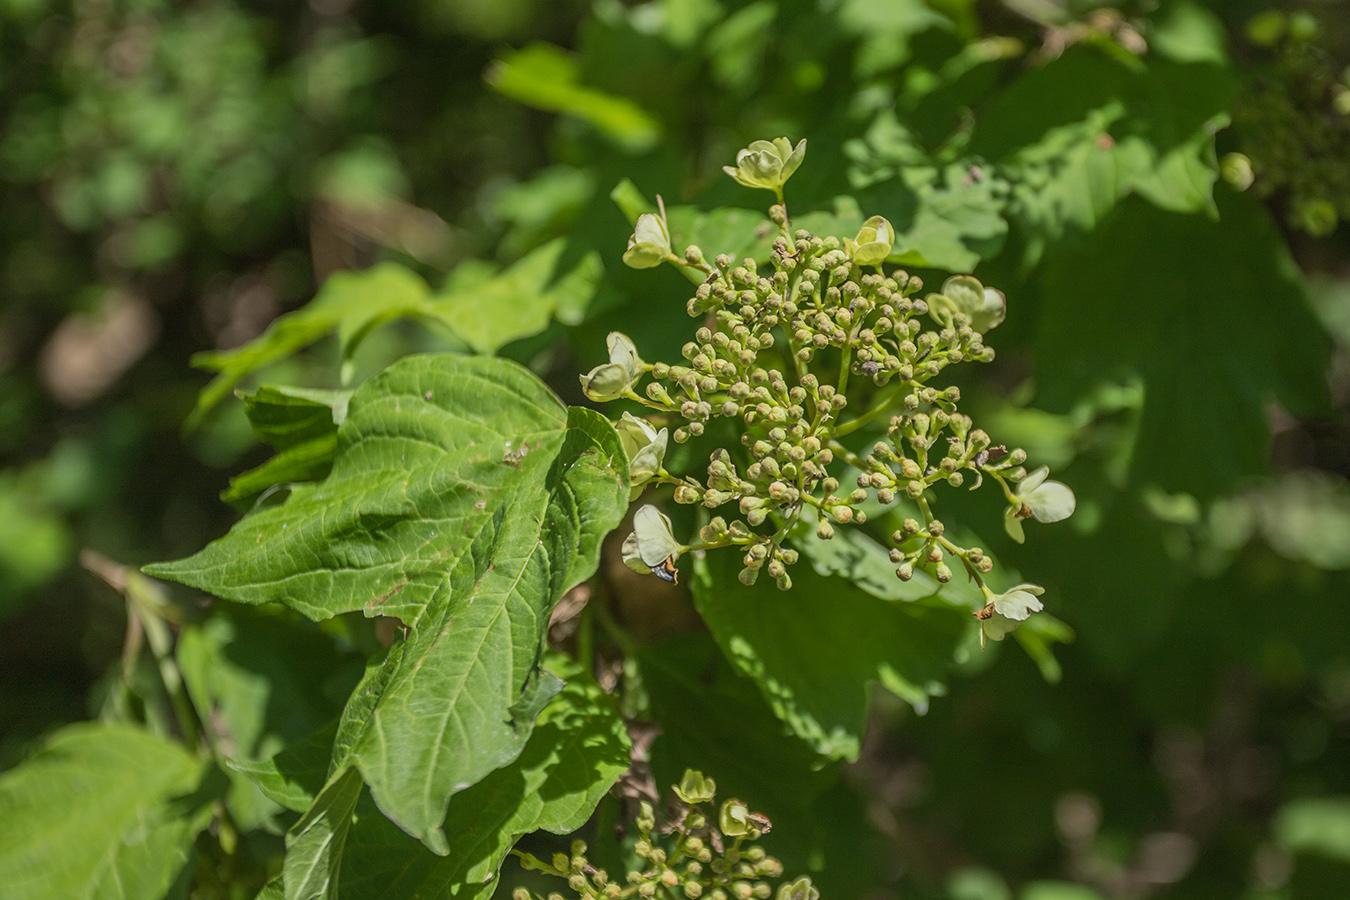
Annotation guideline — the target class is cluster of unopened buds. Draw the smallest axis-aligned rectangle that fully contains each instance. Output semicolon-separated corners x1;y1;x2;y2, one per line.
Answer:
513;770;817;900
584;138;1076;645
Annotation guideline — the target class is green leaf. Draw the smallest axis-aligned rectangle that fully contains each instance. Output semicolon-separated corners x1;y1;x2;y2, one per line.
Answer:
176;607;360;829
221;434;338;507
149;355;626;622
692;543;968;762
639;634;839;840
970;47;1235;265
1275;796;1350;862
431;238;604;353
228;720;338;814
283;767;363;900
188;263;435;426
334;660;631;900
150;355;628;850
0;723;214;900
222;386;353;506
1035;191;1332;498
486;43;660;151
240;386;352;450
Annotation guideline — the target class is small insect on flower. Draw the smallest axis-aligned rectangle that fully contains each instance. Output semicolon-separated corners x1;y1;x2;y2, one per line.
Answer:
653;556;679;584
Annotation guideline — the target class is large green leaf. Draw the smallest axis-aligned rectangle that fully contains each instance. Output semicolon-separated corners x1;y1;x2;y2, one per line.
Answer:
1035;191;1332;498
0;723;214;900
338;660;631;900
150;354;629;850
692;540;968;761
639;634;839;840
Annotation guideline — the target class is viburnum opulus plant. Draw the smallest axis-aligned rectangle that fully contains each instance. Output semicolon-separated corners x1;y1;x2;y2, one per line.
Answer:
586;138;1075;645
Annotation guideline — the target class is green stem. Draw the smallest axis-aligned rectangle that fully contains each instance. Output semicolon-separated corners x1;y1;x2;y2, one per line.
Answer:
833;382;906;438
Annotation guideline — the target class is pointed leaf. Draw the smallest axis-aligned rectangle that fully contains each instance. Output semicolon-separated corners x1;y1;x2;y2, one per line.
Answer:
148;355;626;623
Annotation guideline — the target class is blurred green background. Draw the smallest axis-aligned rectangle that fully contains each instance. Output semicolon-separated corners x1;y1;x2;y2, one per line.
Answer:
2;0;1349;898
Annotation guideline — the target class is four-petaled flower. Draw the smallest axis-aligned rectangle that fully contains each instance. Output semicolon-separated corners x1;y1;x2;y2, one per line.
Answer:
723;137;806;193
579;332;643;402
621;504;683;583
844;215;895;267
622;211;674;269
1003;466;1076;543
975;583;1045;647
615;412;668;500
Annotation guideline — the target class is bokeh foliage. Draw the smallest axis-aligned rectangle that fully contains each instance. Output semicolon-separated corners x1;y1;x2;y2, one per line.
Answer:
2;1;1350;900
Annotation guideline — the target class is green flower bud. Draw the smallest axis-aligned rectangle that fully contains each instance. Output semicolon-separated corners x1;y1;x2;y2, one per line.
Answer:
776;877;818;900
722;138;807;192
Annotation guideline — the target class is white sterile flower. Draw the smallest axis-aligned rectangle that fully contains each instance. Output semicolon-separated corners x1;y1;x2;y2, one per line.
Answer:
621;504;683;583
976;583;1044;647
928;275;1006;334
622;212;673;269
615;412;668;500
844;215;895;267
579;332;643;402
723;137;806;192
1003;466;1076;543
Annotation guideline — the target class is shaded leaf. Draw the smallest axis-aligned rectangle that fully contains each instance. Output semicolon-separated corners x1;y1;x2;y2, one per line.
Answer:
692;542;967;760
283;767;363;900
0;723;214;900
1035;191;1331;498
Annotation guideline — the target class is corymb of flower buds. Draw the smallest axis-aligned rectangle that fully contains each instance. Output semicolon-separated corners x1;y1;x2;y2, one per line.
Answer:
723;137;806;193
587;137;1075;648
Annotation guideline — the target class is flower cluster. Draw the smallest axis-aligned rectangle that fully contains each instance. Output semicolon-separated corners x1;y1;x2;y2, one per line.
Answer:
584;138;1075;643
513;770;815;900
